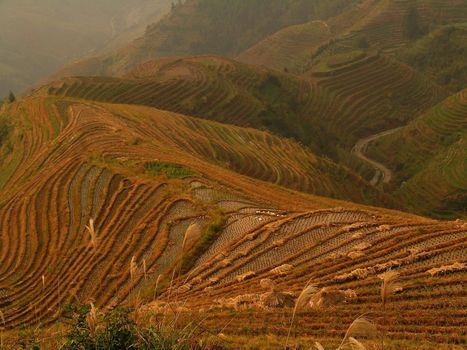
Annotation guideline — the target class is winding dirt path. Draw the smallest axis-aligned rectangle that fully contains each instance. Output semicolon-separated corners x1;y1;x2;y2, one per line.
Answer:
352;127;402;186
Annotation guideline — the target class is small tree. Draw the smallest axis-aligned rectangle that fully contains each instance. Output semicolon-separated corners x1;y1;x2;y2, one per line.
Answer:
8;91;16;103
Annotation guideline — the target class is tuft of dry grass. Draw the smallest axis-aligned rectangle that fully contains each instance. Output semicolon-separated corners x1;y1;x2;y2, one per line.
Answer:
294;282;318;312
182;222;202;252
143;259;147;280
130;255;138;283
130;256;138;283
260;278;275;292
379;270;403;349
285;279;318;347
86;303;98;338
379;271;402;307
86;218;97;249
338;316;377;350
348;337;367;350
41;275;46;290
153;274;163;301
270;264;293;276
314;342;325;350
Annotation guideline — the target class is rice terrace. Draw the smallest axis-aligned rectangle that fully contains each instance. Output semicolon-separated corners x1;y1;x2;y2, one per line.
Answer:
0;1;465;349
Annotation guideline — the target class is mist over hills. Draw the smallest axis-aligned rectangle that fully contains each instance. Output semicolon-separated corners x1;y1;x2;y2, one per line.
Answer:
0;0;171;97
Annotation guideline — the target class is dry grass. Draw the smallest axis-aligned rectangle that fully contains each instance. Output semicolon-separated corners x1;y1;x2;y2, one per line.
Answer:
130;256;138;283
338;316;378;350
270;264;293;276
85;218;97;249
260;278;275;292
347;337;368;350
379;271;403;349
286;279;318;347
427;262;466;276
86;303;98;338
379;271;401;308
153;274;163;301
314;342;325;350
143;259;147;280
182;222;202;252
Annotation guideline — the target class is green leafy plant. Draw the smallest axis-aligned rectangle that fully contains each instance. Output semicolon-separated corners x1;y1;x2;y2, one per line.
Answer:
145;162;194;179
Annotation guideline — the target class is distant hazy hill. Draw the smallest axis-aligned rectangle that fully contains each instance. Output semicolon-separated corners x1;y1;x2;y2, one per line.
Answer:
53;0;357;78
0;0;171;97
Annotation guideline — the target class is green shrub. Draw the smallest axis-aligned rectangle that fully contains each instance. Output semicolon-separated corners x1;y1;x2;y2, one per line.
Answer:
145;162;194;179
62;306;220;350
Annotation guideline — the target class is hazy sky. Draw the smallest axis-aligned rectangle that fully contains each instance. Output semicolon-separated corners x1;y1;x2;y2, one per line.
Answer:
0;0;171;96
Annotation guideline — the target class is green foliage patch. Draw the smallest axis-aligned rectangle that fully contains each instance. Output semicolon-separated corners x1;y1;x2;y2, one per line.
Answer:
179;209;225;274
60;306;216;350
398;24;467;92
145;162;194;179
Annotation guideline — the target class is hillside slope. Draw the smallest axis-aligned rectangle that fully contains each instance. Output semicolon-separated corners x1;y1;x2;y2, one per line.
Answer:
397;23;467;92
236;0;378;73
46;56;326;151
47;54;448;158
305;51;449;148
0;95;465;349
367;89;467;218
313;0;467;55
52;0;357;79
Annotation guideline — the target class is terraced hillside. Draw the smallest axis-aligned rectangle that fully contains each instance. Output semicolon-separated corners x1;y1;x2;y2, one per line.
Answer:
367;89;467;219
0;96;465;349
172;207;466;348
46;56;322;149
397;23;467;92
237;20;333;73
306;51;449;148
236;0;380;73
48;53;448;159
312;0;467;57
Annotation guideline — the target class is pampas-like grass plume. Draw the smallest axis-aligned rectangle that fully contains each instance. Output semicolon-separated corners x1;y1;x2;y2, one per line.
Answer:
182;222;201;251
41;275;45;290
314;341;325;350
337;316;377;350
379;271;402;307
86;218;97;249
285;279;318;347
130;256;138;283
347;337;368;350
86;303;98;338
379;270;403;349
294;282;318;312
153;274;162;301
